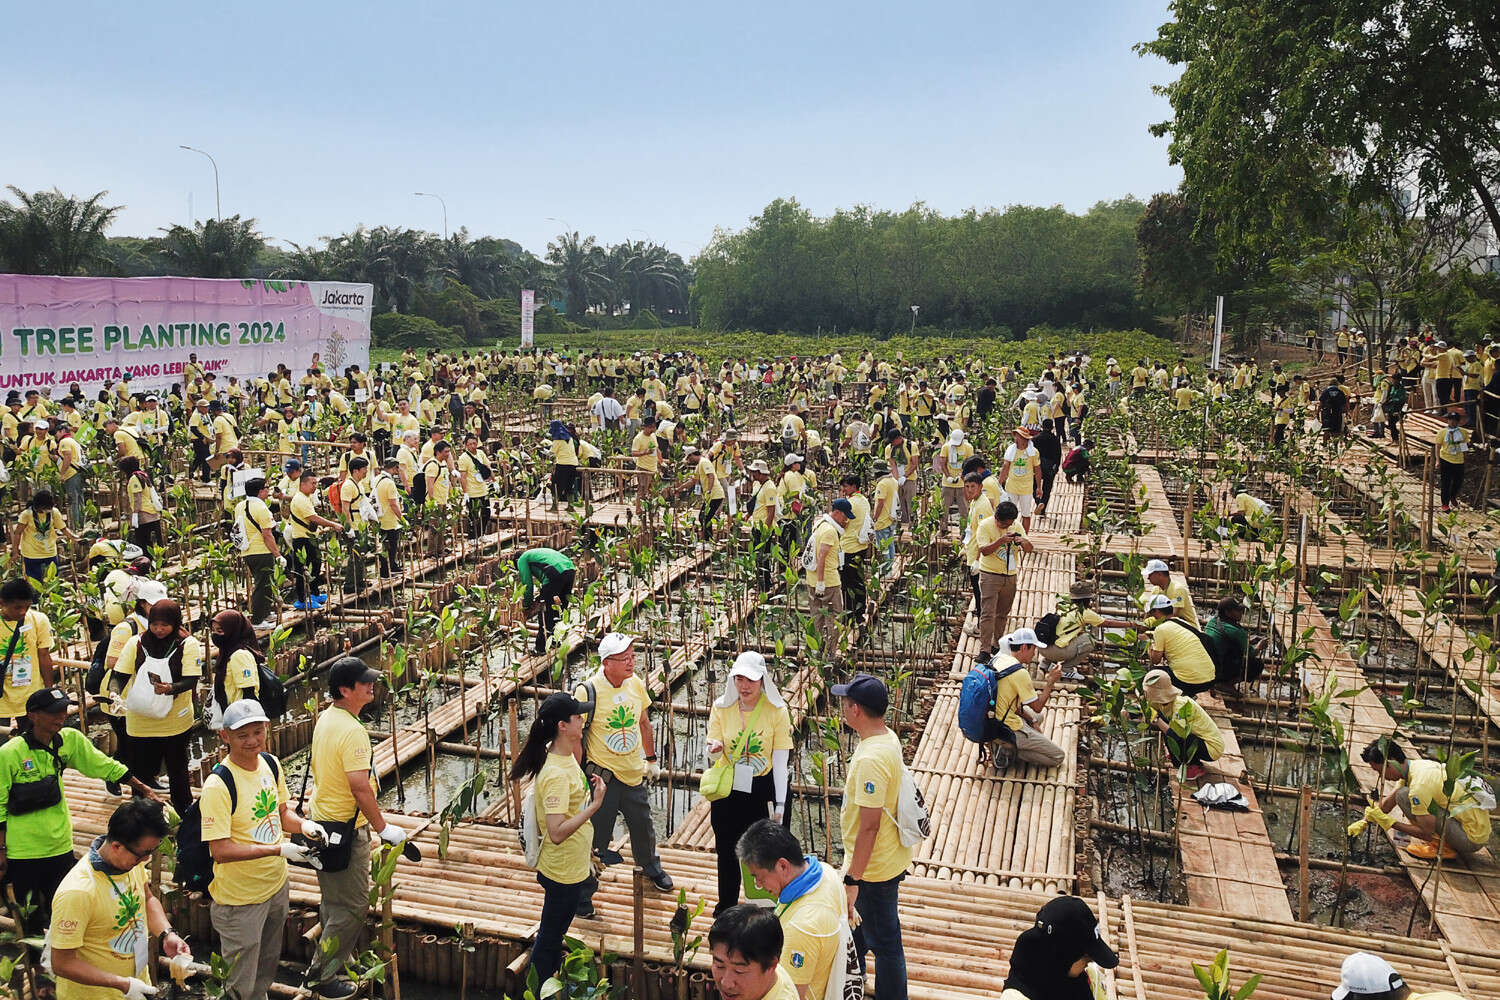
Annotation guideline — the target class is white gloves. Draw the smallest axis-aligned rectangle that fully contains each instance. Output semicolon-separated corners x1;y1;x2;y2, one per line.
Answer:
968;560;980;573
344;528;356;539
300;820;327;843
123;977;157;1000
379;825;408;845
279;841;314;863
816;583;826;597
646;762;664;780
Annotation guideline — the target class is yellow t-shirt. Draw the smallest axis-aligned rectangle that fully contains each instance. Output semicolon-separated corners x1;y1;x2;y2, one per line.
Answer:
1144;579;1200;629
534;752;593;885
116;634;203;738
289;491;318;540
872;477;899;531
308;705;376;827
219;648;261;708
1150;620;1215;685
778;861;844;994
839;494;871;554
975;517;1027;575
575;671;650;786
458;451;492;498
422;460;452;504
806;516;843;588
631;431;659;474
992;654;1038;731
99;616;145;717
707;697;793;777
213;413;240;453
50;857;150;1000
964;494;995;564
763;967;799;1000
114;429;146;464
551;438;579;467
373;473;402;530
751;480;781;529
1154;695;1224;759
127;476;160;517
396;445;420;487
16;509;60;559
695;456;725;501
840;730;912;883
338;478;369;528
57;436;83;481
939;441;974;487
200;755;290;905
1438;427;1470;465
1003;443;1038;496
1055;608;1104;647
0;611;55;717
1406;759;1492;846
236;496;276;556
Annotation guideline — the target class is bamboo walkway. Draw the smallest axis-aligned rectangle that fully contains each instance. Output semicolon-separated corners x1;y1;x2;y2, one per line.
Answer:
1383;584;1500;734
1333;441;1500;559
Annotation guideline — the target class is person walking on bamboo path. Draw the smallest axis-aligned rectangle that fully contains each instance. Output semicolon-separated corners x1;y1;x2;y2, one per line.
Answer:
111;600;201;813
1142;669;1224;780
837;474;872;625
519;547;576;656
1329;951;1464;1000
710;905;801;1000
998;426;1042;532
974;501;1032;656
707;652;793;914
201;699;324;1000
935;428;973;531
831;673;910;1000
1032;419;1061;520
305;658;408;997
1038;581;1133;677
48;798;191;1000
572;632;674;895
288;474;341;612
806;498;850;655
1000;896;1118;1000
1436;408;1470;513
990;629;1066;769
1141;558;1200;629
1353;739;1492;861
737;819;857;1000
870;460;899;580
1145;594;1216;696
511;692;605;986
0;687;157;939
235;477;281;630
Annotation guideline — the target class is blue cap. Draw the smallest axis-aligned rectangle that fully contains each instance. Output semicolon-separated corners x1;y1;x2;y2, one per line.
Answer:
831;498;854;517
830;673;888;715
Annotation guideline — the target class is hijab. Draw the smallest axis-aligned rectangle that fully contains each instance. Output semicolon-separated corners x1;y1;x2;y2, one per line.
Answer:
1002;925;1094;1000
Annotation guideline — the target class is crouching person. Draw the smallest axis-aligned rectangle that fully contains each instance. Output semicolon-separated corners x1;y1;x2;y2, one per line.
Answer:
1142;670;1224;781
992;629;1065;769
1038;582;1134;677
1356;739;1493;861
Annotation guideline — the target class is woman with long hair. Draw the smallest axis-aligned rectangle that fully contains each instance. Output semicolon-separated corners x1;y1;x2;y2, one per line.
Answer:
509;692;605;986
206;609;263;729
111;599;202;811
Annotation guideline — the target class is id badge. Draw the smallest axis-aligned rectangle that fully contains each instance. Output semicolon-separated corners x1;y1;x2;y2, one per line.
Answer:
733;763;754;794
10;654;32;688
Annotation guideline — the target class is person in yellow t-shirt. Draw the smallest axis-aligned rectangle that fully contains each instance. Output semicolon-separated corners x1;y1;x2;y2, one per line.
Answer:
747;460;781;589
706;652;794;912
373;456;405;577
1436;410;1469;512
1141;559;1201;629
989;630;1066;767
831;673;910;999
631;418;661;502
205;610;264;728
572;632;673;903
305;658;408;989
1146;595;1215;694
111;600;203;812
936;429;974;530
869;461;900;577
511;692;604;984
548;421;580;505
737;821;846;1000
1361;739;1491;860
974;501;1032;655
49;798;189;1000
687;445;725;542
201;700;323;1000
12;491;76;584
1143;669;1224;780
807;501;850;651
235;478;281;628
0;579;57;723
1039;581;1134;674
709;906;801;1000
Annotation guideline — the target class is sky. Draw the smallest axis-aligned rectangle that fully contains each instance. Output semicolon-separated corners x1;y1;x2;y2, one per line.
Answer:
3;0;1182;261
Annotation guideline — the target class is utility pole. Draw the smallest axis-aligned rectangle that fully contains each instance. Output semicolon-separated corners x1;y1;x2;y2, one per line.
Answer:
179;145;220;220
414;192;448;239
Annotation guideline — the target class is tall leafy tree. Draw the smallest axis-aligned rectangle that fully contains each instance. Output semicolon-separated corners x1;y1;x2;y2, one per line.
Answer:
546;231;606;320
158;215;267;279
0;186;122;275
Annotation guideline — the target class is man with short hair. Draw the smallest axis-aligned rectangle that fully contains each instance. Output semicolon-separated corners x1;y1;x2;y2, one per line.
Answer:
807;499;850;654
974;500;1032;655
709;905;799;1000
235;478;280;630
573;633;673;910
837;475;872;624
1356;739;1492;861
373;455;404;577
831;673;909;1000
737;820;853;1000
305;659;408;993
991;629;1066;768
202;700;331;1000
49;798;190;1000
1141;558;1200;629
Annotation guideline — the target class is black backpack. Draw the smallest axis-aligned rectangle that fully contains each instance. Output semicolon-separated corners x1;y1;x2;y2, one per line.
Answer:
255;665;288;720
1034;613;1061;647
411;461;434;507
175;752;281;892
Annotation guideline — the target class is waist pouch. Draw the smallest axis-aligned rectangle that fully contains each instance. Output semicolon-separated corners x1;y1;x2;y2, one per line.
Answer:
8;775;63;815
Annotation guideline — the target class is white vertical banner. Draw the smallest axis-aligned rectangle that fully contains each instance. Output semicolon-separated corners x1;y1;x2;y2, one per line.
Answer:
520;289;535;347
1211;295;1224;370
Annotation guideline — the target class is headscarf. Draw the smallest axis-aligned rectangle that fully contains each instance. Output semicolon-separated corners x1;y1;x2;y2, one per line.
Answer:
1001;924;1095;1000
549;420;571;442
713;651;786;709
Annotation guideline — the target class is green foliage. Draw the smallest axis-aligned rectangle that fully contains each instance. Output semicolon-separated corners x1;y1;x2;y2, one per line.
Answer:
371;312;465;350
0;185;122;275
158;215;267;278
1191;949;1261;1000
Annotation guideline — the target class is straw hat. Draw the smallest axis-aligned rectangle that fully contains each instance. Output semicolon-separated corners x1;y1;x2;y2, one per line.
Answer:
1142;669;1181;705
1068;581;1095;601
1013;426;1034;439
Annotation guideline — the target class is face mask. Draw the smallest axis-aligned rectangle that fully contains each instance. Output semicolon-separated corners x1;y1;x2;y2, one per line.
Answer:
88;835;133;877
210;633;228;649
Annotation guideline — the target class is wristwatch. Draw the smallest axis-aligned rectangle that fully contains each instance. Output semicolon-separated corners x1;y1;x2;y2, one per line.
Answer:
842;874;860;886
645;754;657;762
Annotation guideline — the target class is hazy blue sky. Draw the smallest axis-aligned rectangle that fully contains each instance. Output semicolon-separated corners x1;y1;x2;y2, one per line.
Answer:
4;0;1181;259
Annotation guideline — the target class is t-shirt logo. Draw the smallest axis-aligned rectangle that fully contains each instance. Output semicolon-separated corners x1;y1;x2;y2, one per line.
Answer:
604;702;639;754
865;781;875;794
791;952;805;968
21;758;35;772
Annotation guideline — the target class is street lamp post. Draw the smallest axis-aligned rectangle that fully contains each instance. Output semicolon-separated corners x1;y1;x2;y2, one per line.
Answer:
414;192;448;239
178;145;221;220
910;304;920;335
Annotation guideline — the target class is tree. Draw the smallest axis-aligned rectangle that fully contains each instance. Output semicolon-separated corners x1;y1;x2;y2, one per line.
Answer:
546;231;607;321
158;215;267;278
0;186;121;275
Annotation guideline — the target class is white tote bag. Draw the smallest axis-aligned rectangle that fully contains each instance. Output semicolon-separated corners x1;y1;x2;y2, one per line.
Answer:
123;643;177;720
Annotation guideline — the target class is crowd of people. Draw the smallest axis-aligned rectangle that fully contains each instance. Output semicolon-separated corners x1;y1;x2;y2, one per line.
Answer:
0;336;1487;1000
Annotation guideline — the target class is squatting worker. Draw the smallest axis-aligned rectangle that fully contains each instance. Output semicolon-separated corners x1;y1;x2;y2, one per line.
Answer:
1329;951;1464;1000
1142;669;1224;781
709;905;800;1000
202;700;332;1000
831;673;910;1000
519;547;576;655
1038;581;1134;676
1145;594;1215;696
0;687;159;937
305;657;409;996
1000;895;1119;1000
991;629;1066;769
49;798;191;1000
573;632;674;904
510;692;605;985
707;652;792;914
1354;739;1492;861
1141;558;1200;629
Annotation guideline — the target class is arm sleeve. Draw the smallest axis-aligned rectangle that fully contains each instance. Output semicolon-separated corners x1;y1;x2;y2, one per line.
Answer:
771;749;789;808
61;729;129;783
199;776;233;842
48;886;93;949
706;707;724;748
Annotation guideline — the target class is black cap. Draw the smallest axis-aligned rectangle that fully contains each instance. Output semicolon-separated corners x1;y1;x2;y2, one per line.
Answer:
26;687;73;714
1033;896;1119;970
539;691;589;725
830;673;888;716
328;656;380;697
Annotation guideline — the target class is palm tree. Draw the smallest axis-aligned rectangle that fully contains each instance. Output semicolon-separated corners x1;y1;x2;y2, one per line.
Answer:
271;241;335;281
546;231;608;320
0;186;122;275
439;229;509;299
158;215;267;278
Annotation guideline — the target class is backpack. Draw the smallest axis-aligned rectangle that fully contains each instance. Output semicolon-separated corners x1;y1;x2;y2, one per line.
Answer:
958;660;1015;743
520;785;542;867
410;462;433;507
328;479;346;518
255;665;288;719
175;752;281;892
1387;381;1408;411
884;766;931;848
1034;612;1061;647
230;500;264;553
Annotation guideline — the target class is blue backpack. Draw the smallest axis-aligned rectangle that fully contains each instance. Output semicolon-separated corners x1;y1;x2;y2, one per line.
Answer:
958;659;1025;743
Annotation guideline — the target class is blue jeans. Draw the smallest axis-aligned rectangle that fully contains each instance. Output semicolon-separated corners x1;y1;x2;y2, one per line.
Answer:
874;526;895;571
853;874;908;1000
532;872;597;985
63;474;86;527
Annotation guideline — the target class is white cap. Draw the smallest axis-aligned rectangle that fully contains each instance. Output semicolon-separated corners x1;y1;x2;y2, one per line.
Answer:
1002;628;1040;648
1147;593;1175;612
1331;952;1404;1000
784;453;803;465
221;699;270;730
683;445;699;456
131;579;169;606
948;429;965;446
598;632;636;658
1143;558;1170;576
748;459;771;474
729;650;768;683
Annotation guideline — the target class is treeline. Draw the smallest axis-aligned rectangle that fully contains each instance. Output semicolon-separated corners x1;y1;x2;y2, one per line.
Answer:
692;198;1151;336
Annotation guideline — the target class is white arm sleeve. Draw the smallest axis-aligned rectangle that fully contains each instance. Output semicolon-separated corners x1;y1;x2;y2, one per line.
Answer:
772;749;790;808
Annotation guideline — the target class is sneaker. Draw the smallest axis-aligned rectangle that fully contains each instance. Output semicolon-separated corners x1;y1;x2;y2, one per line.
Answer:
650;870;674;892
1403;838;1458;861
574;903;598;920
292;600;308;611
597;848;624;866
253;618;278;631
104;780;121;796
310;981;358;1000
1061;668;1086;683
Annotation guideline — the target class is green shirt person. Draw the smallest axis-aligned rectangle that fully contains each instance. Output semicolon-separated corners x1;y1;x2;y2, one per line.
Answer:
0;687;159;934
518;548;577;656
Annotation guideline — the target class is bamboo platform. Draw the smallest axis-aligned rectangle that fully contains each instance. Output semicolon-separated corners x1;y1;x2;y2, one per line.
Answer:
491;499;643;529
1133;465;1184;558
1333;442;1500;558
1383;584;1500;733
